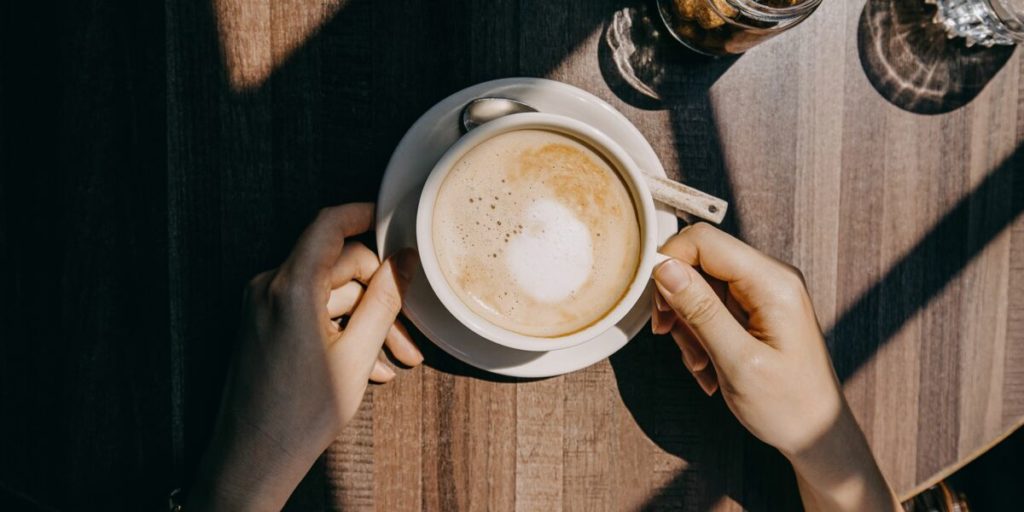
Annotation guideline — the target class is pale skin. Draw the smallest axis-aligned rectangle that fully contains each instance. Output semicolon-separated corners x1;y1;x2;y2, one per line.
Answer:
189;203;423;511
652;223;901;512
190;205;899;511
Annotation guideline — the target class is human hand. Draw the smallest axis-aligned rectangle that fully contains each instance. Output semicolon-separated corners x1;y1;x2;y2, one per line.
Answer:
651;223;899;511
190;203;422;511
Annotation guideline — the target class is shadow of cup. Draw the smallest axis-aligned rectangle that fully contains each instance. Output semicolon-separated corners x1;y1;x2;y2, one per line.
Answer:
858;0;1015;115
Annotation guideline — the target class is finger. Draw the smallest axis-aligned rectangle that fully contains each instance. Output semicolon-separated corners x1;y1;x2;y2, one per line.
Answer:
671;324;719;396
652;305;676;334
706;274;750;328
670;323;710;373
329;242;381;288
652;291;676;334
384;320;423;367
329;250;417;383
695;363;720;396
243;269;275;305
658;223;789;312
369;357;396;383
327;281;365;318
282;203;374;281
654;258;756;370
655;291;672;312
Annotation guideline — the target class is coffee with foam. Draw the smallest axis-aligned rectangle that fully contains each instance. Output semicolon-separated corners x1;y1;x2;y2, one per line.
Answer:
432;129;641;338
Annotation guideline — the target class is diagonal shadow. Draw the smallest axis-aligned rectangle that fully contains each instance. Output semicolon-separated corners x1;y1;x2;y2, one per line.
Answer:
619;141;1024;511
599;2;1024;510
172;0;756;509
174;0;1022;510
180;0;637;372
165;0;639;509
598;4;799;509
180;0;850;510
827;143;1024;381
5;0;1013;509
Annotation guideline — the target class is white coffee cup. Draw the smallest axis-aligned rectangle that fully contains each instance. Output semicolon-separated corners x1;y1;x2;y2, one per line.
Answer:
417;113;662;352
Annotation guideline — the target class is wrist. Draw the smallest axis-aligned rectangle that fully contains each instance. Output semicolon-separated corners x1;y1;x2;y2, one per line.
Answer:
783;403;865;469
784;404;899;511
189;436;289;511
189;408;330;511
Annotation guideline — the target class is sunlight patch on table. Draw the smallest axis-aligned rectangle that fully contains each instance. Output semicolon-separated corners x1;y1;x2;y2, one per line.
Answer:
214;0;348;92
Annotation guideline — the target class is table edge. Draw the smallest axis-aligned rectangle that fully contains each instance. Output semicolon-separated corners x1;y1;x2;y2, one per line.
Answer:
898;416;1024;500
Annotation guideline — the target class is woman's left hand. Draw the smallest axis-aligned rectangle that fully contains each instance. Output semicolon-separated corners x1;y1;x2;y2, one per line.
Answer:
190;203;422;512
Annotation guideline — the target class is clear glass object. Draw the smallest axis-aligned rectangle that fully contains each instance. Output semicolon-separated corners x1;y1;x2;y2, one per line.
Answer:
657;0;822;56
928;0;1024;46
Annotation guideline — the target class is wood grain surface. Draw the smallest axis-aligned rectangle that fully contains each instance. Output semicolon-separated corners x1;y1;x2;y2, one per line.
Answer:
1;0;1022;510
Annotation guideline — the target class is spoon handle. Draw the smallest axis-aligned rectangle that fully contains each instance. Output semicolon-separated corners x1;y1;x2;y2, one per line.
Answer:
643;174;728;224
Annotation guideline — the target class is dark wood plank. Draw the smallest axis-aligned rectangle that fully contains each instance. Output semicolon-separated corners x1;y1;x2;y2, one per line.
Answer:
515;377;565;511
369;367;423;511
327;395;375;510
1000;57;1024;429
562;365;615;511
1;0;172;509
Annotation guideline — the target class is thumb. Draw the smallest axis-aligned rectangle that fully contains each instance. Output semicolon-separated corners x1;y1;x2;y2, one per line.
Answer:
654;259;752;370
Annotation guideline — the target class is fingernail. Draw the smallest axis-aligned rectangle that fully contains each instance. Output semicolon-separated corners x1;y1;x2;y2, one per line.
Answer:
652;316;665;335
390;322;424;366
682;346;709;373
654;291;671;312
697;375;717;396
395;249;419;282
379;361;396;378
654;259;691;294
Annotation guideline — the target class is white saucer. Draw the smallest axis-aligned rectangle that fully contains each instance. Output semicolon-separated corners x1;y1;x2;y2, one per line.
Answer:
376;77;677;378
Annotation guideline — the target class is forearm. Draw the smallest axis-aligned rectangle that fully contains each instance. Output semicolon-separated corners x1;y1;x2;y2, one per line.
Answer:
189;409;321;512
786;404;901;512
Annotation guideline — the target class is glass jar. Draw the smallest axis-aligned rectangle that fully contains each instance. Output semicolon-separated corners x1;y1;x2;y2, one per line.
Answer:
657;0;822;56
932;0;1024;47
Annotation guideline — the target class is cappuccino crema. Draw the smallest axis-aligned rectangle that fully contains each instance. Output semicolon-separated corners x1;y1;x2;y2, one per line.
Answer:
432;129;641;338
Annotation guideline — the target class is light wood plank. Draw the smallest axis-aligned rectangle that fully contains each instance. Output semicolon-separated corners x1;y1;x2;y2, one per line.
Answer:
515;377;565;512
373;367;423;511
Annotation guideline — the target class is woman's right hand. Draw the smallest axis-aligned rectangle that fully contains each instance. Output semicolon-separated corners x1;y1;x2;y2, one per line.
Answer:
651;223;900;512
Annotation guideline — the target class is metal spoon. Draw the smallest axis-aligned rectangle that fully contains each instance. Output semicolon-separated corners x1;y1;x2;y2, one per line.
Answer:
461;97;537;132
459;97;728;224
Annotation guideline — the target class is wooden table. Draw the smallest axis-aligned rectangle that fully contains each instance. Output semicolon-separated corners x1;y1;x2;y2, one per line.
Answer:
2;0;1022;510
